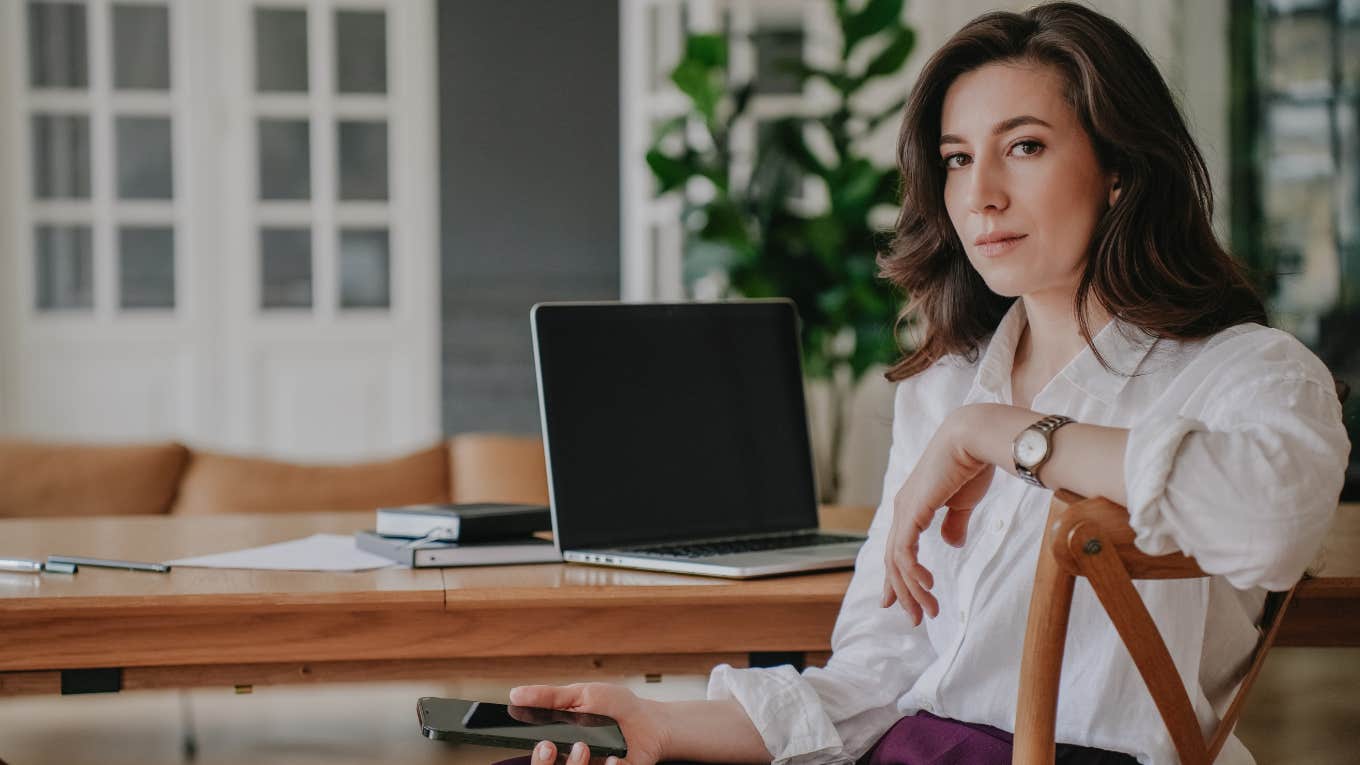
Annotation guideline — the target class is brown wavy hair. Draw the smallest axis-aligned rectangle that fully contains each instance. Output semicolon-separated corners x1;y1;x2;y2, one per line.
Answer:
879;2;1266;382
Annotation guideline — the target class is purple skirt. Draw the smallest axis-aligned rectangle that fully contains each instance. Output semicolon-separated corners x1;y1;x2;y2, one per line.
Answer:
488;711;1138;764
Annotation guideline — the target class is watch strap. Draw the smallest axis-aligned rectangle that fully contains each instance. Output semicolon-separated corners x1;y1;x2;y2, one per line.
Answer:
1015;414;1075;488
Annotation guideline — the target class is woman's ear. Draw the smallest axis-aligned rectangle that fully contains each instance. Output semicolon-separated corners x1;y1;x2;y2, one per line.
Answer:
1108;173;1122;206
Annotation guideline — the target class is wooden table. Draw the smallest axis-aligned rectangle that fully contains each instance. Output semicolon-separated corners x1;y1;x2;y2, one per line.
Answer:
0;506;1355;696
0;512;845;696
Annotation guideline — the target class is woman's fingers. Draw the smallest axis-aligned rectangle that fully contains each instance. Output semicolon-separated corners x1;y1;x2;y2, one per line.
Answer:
532;740;558;763
511;684;581;710
882;514;941;624
888;565;919;623
894;547;936;620
566;741;591;765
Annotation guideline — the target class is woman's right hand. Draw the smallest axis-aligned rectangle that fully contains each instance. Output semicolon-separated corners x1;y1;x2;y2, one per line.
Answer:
509;682;670;765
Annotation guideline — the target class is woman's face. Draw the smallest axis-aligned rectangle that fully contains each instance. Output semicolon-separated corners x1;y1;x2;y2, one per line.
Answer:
939;61;1118;300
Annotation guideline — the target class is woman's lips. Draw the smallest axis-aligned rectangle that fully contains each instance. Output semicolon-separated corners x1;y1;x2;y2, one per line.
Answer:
975;234;1027;257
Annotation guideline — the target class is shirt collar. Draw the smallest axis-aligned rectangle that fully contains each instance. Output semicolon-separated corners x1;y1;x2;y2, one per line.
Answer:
966;300;1159;408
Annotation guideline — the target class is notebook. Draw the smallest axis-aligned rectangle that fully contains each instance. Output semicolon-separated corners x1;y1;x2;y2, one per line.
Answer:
531;300;865;579
375;503;551;541
354;530;561;568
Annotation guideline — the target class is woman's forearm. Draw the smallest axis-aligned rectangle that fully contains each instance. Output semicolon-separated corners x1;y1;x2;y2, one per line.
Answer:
956;403;1130;505
656;698;772;763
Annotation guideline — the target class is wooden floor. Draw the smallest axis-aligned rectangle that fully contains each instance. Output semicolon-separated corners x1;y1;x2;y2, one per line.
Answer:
0;650;1355;764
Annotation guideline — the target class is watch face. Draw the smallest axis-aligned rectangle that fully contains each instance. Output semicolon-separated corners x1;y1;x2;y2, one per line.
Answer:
1014;429;1048;468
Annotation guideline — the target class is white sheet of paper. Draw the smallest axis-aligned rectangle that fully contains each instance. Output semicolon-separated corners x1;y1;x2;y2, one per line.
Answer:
166;533;395;572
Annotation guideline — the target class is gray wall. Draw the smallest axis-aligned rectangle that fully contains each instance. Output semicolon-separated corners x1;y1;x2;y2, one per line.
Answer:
438;1;620;435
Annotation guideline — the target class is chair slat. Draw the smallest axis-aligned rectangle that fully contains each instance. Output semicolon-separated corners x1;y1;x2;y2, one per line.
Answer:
1067;520;1211;765
1013;500;1078;765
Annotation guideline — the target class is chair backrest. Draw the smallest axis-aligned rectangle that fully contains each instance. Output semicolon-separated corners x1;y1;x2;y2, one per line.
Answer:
172;442;451;514
448;433;549;505
1013;490;1298;765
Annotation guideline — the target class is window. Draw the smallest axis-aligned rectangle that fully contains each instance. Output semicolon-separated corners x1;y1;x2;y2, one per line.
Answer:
1233;0;1360;497
25;0;179;314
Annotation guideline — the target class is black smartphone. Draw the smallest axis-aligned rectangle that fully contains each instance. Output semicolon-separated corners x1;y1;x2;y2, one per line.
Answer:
417;696;628;757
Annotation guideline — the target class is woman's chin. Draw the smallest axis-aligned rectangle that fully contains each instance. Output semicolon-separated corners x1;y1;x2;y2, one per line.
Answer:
975;273;1028;299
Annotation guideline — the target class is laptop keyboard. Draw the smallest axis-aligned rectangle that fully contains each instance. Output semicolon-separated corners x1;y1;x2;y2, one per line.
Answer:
619;532;863;559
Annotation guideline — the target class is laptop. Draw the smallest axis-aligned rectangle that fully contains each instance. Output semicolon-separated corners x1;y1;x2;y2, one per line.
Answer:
531;300;866;579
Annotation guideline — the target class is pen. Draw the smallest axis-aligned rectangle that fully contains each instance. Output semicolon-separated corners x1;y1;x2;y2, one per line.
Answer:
0;552;75;571
46;555;171;573
0;557;43;574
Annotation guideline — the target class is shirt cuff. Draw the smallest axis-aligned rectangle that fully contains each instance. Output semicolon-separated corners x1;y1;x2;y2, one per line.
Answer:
1123;412;1205;556
707;663;843;764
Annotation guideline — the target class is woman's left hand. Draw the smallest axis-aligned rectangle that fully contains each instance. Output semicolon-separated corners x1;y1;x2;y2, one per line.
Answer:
881;405;996;625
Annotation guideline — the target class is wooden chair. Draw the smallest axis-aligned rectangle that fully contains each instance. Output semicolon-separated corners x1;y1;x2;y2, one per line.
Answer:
1013;490;1299;764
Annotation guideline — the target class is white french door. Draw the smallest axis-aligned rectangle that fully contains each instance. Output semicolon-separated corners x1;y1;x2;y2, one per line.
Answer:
0;0;439;459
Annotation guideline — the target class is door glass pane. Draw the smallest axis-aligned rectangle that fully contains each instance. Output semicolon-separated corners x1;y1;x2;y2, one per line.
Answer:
35;225;94;310
340;228;389;309
260;227;312;309
335;10;386;94
753;26;805;96
116;116;174;199
338;121;387;200
255;7;309;92
31;114;91;199
119;226;175;309
28;1;88;88
1344;21;1360;91
112;4;171;90
1268;13;1333;96
1268;103;1333;179
258;119;311;199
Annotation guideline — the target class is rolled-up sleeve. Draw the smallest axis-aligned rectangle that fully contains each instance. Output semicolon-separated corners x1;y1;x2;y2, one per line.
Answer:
1124;338;1350;591
707;382;938;764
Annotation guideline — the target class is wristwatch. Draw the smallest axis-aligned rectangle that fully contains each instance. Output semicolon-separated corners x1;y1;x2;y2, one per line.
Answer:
1012;414;1075;488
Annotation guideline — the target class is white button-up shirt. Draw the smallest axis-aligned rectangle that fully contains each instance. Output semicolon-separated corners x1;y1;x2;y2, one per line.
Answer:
707;303;1350;765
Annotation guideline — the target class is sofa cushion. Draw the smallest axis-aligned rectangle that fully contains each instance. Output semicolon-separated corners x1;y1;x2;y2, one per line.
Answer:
0;440;190;518
448;433;549;505
173;443;451;514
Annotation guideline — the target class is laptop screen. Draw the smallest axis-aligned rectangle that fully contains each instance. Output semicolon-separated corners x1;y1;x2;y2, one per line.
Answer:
532;301;820;550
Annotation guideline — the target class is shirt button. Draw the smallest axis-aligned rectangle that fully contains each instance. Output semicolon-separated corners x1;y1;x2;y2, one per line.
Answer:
920;699;934;713
959;609;967;623
993;518;1005;532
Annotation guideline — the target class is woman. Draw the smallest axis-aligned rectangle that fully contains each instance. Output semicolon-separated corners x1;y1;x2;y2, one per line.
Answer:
500;4;1350;764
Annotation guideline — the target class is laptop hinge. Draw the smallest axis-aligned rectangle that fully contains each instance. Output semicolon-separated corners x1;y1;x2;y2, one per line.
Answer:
748;651;806;671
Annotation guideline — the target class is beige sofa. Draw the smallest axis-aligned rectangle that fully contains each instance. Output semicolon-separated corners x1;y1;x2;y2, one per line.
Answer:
0;434;550;519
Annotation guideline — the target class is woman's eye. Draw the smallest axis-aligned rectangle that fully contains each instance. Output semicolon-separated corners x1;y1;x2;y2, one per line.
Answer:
1010;140;1044;157
943;153;971;169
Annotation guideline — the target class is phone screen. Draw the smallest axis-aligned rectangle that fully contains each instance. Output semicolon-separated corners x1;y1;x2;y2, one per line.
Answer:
417;697;628;757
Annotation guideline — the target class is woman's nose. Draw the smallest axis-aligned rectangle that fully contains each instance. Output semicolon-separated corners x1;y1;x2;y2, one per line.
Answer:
964;158;1009;213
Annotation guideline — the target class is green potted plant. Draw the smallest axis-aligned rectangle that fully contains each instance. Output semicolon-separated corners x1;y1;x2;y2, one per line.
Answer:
646;0;916;500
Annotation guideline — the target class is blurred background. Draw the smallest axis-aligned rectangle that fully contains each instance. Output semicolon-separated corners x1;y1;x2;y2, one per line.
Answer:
0;0;1349;503
0;0;1355;503
0;1;1356;763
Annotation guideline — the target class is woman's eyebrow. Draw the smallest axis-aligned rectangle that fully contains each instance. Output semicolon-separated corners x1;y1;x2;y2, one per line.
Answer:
939;115;1054;147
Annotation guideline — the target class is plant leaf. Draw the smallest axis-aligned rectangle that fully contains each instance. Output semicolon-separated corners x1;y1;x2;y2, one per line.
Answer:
769;118;829;178
686;34;727;67
672;58;722;123
646;149;694;194
833;158;881;213
842;0;903;58
804;215;845;269
789;61;855;92
861;26;915;81
865;96;909;131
